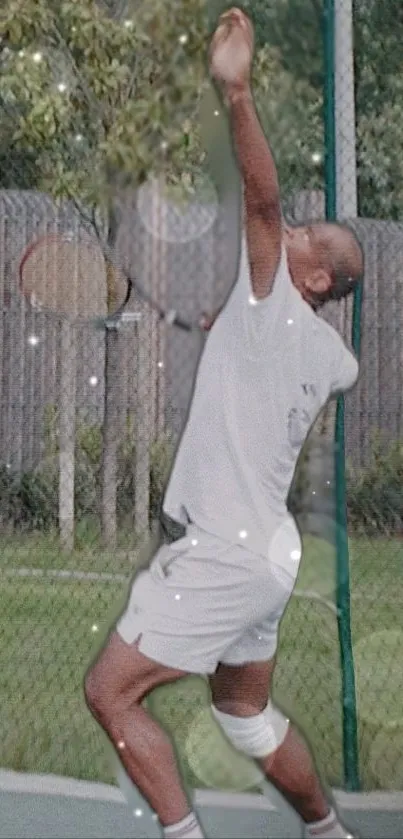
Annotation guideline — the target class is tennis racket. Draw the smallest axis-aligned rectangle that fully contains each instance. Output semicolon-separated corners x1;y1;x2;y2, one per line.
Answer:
19;230;129;326
18;228;203;331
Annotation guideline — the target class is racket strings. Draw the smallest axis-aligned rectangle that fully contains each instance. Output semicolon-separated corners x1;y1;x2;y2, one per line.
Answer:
19;222;201;332
20;233;110;320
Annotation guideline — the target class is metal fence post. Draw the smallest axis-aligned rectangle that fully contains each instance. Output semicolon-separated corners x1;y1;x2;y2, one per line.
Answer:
323;0;361;792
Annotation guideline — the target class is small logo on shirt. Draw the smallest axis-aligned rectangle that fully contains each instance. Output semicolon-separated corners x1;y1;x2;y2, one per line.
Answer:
301;383;316;397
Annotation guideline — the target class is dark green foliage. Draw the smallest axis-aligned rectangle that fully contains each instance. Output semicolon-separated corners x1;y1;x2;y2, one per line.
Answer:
0;409;174;540
347;436;403;537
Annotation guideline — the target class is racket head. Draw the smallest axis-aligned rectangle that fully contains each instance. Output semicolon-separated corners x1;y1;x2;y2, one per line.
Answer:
19;231;129;323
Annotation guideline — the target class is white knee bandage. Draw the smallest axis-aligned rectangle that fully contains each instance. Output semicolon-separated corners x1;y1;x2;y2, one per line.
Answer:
211;701;289;759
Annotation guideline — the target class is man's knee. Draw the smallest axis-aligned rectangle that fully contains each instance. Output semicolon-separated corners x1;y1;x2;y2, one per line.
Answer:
84;631;187;724
84;641;133;723
212;700;289;759
84;664;110;721
84;631;142;721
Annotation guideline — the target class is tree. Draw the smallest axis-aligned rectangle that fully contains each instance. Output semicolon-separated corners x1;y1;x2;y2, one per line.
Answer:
2;0;401;212
244;0;403;221
0;0;282;547
5;0;397;548
0;0;207;547
353;0;403;220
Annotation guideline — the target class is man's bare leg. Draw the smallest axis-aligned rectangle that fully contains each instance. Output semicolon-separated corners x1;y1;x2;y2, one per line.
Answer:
261;726;330;822
210;661;354;838
85;633;204;838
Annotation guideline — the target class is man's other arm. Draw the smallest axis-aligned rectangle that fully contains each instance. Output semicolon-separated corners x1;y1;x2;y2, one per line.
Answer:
210;9;283;300
228;86;282;299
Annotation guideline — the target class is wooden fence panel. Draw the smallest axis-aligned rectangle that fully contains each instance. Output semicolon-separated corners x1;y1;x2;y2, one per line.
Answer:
0;188;402;477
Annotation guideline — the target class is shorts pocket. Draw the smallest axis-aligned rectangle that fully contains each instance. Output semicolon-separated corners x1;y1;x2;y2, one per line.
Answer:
149;528;233;585
149;543;186;581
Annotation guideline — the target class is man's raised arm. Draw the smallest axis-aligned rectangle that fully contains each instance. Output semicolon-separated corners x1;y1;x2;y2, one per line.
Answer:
209;8;282;300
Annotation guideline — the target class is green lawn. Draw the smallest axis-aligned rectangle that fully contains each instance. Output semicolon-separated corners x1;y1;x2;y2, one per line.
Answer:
0;532;402;792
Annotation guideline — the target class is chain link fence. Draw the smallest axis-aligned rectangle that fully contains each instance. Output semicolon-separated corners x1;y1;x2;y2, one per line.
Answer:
0;184;348;792
0;0;402;801
339;0;403;791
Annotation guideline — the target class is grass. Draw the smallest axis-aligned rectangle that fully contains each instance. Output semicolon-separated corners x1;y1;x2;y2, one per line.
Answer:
0;531;402;792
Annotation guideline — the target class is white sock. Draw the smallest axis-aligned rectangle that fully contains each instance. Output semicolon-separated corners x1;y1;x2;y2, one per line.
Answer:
163;811;204;839
304;807;354;839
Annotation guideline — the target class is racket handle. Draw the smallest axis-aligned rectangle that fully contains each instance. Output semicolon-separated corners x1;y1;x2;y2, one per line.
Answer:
163;309;193;332
165;309;178;325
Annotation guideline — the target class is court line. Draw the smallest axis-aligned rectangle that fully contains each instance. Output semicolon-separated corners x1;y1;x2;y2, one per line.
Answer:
1;770;403;812
0;566;391;604
0;770;275;811
0;567;129;583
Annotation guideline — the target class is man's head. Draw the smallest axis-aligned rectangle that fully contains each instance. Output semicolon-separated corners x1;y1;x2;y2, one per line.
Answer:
283;222;364;307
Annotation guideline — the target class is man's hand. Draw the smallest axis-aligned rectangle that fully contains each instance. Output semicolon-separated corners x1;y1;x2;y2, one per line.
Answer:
199;310;219;331
209;8;253;98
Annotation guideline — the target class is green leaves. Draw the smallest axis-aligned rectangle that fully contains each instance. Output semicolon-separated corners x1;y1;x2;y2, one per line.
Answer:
2;0;399;220
0;0;325;211
0;0;212;206
353;0;403;219
247;0;403;221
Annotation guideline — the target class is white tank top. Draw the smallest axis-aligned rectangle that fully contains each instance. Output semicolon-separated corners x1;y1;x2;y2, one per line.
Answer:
163;238;358;564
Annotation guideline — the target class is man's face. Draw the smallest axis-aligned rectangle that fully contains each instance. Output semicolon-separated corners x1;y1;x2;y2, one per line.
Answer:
241;215;361;306
283;223;338;304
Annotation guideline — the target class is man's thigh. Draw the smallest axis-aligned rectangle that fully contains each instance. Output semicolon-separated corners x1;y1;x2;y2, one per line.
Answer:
209;515;301;711
85;631;188;710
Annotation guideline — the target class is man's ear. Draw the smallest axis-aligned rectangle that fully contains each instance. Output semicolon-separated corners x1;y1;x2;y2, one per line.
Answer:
306;268;332;297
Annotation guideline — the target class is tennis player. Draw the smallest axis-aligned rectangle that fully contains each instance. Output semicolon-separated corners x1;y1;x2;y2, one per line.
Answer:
85;9;362;839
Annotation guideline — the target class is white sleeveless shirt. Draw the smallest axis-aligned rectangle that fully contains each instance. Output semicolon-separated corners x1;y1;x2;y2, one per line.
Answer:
163;238;358;563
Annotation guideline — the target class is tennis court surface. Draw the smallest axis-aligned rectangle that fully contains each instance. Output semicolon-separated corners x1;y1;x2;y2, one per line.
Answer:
1;772;402;838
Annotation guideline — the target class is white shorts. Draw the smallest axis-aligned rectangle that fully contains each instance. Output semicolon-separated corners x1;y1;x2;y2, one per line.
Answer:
117;517;301;674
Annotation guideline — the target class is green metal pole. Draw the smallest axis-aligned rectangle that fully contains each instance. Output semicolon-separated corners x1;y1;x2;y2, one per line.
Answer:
323;0;361;792
323;0;336;221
